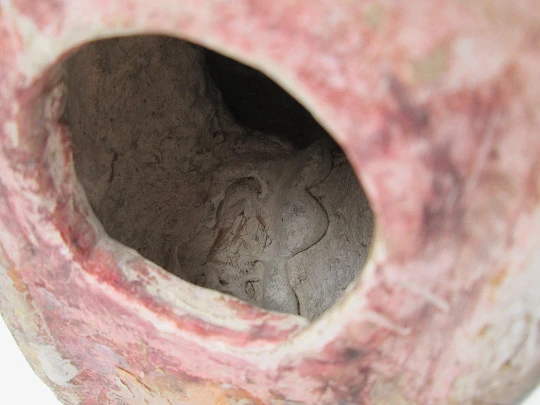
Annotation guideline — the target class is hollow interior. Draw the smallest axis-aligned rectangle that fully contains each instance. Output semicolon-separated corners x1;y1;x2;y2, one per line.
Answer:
63;35;373;320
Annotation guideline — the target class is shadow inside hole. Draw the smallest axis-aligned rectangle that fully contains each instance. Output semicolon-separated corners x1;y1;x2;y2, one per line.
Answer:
63;35;373;320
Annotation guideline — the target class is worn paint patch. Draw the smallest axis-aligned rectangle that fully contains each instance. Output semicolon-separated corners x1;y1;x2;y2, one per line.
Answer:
370;380;415;404
0;254;42;338
363;5;385;28
3;121;19;148
110;366;264;405
413;46;449;84
111;367;182;405
33;344;78;386
6;266;26;293
0;243;27;294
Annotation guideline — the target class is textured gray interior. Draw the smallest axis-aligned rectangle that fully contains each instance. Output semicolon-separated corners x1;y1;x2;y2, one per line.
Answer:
64;35;373;320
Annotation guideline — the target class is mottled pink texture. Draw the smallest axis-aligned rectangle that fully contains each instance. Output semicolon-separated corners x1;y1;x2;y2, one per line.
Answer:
0;0;539;404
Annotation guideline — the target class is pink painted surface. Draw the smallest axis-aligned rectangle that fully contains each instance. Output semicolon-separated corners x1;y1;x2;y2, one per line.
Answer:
0;0;539;404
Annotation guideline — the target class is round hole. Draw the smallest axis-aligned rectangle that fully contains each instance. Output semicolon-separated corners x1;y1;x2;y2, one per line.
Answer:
62;35;374;320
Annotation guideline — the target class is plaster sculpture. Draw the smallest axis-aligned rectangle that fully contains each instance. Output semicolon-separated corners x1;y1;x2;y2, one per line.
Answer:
0;1;539;404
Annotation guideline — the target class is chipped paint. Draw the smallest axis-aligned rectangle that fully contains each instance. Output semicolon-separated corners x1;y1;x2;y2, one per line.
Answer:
33;344;78;386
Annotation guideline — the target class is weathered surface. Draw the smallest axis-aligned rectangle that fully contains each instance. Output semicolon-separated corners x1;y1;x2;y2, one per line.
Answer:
0;0;539;404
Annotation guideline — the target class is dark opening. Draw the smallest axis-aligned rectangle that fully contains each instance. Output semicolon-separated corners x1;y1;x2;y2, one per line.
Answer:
63;35;373;320
205;50;332;149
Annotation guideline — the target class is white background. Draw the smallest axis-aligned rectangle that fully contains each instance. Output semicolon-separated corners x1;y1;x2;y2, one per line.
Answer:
0;316;538;404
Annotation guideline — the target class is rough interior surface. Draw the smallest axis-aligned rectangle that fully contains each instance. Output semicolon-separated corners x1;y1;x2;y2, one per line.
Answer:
64;35;373;319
